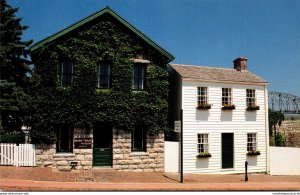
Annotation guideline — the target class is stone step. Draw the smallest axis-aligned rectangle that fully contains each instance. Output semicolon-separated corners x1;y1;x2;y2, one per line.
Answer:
91;167;116;172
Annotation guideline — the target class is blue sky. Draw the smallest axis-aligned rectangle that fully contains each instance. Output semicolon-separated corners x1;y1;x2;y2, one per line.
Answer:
9;0;300;96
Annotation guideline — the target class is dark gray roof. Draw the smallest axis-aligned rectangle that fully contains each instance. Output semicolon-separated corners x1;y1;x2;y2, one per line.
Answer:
171;64;268;84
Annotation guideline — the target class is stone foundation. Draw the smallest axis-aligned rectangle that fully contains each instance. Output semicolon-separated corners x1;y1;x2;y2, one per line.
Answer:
35;128;164;172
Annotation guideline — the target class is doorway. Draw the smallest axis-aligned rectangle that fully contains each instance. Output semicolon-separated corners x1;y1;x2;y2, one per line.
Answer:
221;133;234;169
93;124;112;167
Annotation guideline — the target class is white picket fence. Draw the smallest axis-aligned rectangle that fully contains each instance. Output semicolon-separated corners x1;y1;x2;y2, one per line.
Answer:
0;143;36;166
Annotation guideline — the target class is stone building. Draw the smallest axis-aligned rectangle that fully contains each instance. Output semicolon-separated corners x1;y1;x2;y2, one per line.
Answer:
30;7;174;171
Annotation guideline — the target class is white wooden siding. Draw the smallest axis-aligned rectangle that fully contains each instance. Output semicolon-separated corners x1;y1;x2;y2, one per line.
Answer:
182;81;267;174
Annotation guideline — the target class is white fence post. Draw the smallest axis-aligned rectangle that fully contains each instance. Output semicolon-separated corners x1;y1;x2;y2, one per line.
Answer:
14;144;18;167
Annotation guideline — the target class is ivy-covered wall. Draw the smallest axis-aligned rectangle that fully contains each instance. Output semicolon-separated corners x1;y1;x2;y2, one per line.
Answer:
30;15;170;144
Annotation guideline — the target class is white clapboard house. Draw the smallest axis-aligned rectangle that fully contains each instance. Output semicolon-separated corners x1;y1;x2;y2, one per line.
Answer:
169;57;269;174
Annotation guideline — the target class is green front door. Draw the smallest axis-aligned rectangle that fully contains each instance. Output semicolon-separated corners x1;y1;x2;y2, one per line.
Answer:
222;133;234;169
93;125;112;167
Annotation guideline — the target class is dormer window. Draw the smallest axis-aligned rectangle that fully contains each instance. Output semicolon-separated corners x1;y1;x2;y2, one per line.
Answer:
133;63;146;90
60;62;74;86
98;64;111;89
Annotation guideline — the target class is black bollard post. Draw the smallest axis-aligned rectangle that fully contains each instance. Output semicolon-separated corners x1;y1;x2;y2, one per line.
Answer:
245;161;248;182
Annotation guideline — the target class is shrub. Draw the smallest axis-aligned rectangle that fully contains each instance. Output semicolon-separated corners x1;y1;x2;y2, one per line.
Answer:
246;150;260;156
275;132;285;146
0;131;25;144
246;105;260;111
196;152;211;158
221;104;235;110
196;104;211;110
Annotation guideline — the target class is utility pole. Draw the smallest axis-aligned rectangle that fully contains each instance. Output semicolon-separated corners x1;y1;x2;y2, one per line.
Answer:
180;109;183;183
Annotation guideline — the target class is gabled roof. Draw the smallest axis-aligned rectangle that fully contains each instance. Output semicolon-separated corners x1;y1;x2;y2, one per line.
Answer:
171;64;268;85
30;7;174;61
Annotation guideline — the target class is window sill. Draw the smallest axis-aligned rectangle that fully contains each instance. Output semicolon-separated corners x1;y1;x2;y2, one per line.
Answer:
132;90;147;94
54;153;75;158
57;86;72;91
96;89;112;93
246;106;260;111
246;151;261;156
196;104;212;110
129;152;149;157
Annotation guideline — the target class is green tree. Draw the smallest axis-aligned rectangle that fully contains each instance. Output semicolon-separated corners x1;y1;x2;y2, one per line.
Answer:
0;0;32;133
268;109;284;145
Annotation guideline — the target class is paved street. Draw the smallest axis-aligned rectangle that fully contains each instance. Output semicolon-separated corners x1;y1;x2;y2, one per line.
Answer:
0;166;299;191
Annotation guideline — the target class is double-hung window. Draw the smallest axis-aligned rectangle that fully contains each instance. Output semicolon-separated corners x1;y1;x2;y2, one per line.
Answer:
247;133;257;152
60;62;74;86
197;87;208;105
246;89;256;106
222;88;232;105
197;134;209;153
132;126;146;152
57;125;73;153
133;64;146;90
98;64;111;89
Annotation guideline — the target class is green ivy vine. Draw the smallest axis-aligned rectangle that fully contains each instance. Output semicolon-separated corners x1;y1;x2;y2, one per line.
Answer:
30;18;170;144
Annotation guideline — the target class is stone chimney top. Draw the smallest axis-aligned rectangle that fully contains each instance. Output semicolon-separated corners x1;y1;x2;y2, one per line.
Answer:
233;57;247;71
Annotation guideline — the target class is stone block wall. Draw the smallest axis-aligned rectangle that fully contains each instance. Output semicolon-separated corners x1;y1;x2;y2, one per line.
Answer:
35;128;165;172
35;128;93;171
112;129;164;172
276;120;300;147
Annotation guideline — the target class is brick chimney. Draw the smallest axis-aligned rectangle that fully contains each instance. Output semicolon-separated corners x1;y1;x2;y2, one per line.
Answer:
233;57;247;71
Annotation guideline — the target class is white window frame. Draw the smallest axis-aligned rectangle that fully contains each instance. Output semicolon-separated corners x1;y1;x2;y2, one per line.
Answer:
222;88;232;105
197;87;208;106
197;133;209;153
247;133;257;151
246;89;256;107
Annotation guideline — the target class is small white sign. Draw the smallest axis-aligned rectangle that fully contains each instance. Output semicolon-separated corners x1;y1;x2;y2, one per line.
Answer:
174;121;181;132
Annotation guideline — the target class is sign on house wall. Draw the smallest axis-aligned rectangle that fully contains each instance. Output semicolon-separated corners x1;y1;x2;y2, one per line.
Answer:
74;138;92;149
174;121;181;132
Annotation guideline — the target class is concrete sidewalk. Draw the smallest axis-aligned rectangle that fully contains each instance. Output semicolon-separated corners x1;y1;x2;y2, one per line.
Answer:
0;167;299;191
1;179;300;191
